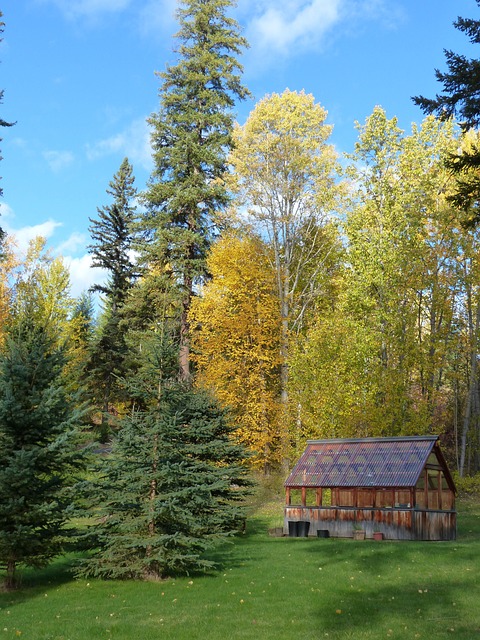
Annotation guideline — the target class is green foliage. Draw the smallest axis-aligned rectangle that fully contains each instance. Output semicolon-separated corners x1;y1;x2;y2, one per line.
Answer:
140;0;250;380
453;471;480;496
413;1;480;224
87;158;139;441
88;157;138;308
0;318;86;589
78;333;252;580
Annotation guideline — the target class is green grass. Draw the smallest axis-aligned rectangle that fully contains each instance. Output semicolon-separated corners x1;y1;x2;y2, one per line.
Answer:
1;497;479;640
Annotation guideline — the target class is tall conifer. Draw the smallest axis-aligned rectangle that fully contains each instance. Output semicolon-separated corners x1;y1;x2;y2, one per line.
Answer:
142;0;250;381
88;158;138;440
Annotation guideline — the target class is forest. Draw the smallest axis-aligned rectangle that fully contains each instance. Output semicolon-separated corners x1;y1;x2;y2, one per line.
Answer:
1;0;480;587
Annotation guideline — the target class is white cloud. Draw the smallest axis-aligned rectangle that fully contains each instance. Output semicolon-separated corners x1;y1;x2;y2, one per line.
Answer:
43;150;75;173
242;0;398;63
246;0;342;57
86;117;152;170
6;219;63;256
56;232;88;256
63;253;108;298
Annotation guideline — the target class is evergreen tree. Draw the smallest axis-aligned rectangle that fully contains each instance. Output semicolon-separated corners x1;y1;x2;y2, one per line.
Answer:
88;158;138;440
141;0;250;381
0;319;86;589
413;1;480;223
79;333;251;580
88;158;138;310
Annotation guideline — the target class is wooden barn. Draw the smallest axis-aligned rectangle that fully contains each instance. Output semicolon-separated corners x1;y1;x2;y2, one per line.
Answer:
284;436;456;541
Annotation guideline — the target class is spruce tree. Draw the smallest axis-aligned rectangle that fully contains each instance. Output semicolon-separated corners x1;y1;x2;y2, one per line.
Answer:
78;333;251;580
0;319;86;589
88;157;138;310
88;158;138;440
413;1;480;222
141;0;250;381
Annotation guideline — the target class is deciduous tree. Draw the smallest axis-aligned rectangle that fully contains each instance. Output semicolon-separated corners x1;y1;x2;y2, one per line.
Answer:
229;89;342;461
190;233;282;471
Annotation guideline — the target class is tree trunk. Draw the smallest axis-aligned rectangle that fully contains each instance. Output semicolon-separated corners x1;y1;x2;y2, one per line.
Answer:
460;294;480;476
179;288;191;383
5;559;17;590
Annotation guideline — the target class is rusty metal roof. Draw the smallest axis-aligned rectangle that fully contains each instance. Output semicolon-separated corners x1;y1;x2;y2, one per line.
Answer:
285;436;440;488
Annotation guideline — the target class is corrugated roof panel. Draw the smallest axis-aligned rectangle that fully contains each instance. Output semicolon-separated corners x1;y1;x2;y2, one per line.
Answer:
285;436;437;488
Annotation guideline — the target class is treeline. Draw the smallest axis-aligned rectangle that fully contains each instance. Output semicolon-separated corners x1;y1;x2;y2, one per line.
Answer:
1;0;480;587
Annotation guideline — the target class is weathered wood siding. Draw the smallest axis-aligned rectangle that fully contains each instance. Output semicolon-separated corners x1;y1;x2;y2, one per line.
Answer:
284;506;456;541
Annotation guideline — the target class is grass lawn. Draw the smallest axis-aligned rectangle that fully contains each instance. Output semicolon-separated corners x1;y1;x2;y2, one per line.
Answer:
1;496;479;640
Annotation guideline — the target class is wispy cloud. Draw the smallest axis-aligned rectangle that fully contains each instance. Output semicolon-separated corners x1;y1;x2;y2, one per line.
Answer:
246;0;342;57
241;0;399;64
41;0;132;21
139;0;177;37
56;231;88;256
86;117;152;170
43;149;75;173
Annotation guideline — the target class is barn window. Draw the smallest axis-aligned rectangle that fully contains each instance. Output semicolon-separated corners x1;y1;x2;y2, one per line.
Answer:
289;489;302;506
321;488;332;506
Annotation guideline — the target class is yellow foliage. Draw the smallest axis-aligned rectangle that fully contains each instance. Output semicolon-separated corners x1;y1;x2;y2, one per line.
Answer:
0;238;19;345
190;233;283;470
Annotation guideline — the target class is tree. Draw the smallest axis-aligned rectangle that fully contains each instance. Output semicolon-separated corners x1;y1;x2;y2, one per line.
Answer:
141;0;250;382
228;89;342;461
0;319;85;589
190;232;282;471
87;158;138;440
88;157;138;310
11;237;74;347
413;1;480;223
79;333;251;580
0;238;18;345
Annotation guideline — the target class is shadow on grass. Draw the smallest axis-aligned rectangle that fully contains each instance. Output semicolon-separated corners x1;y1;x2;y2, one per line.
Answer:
0;553;80;607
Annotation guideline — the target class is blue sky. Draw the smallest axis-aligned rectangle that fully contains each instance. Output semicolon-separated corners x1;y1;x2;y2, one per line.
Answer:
1;0;477;296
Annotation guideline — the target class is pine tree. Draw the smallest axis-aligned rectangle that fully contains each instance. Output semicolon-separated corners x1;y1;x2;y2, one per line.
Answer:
78;333;251;580
88;158;138;440
413;1;480;223
141;0;250;381
0;319;86;589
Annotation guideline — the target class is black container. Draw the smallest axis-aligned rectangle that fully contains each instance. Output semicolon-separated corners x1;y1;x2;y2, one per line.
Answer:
288;520;299;537
297;520;310;537
317;529;329;538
